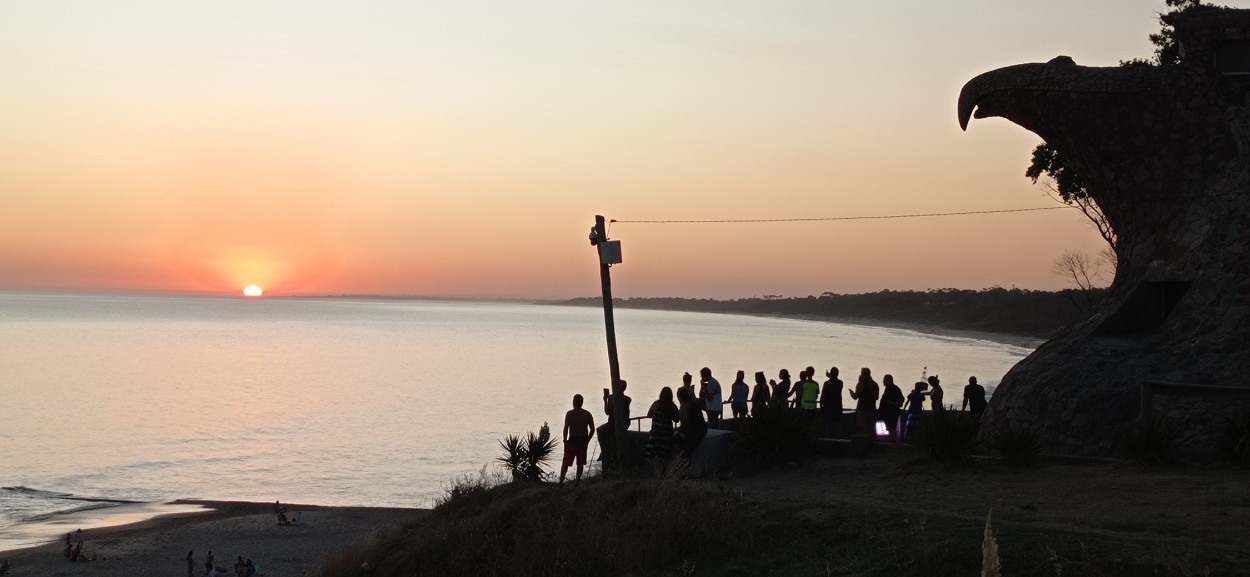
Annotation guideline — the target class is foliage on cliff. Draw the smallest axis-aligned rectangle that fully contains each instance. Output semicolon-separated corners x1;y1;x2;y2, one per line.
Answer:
560;287;1106;339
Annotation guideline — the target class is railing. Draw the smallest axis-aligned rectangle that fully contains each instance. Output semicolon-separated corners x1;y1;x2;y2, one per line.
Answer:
1139;380;1250;423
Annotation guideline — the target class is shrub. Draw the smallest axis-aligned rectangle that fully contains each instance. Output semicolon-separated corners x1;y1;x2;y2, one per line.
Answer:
915;410;979;462
732;404;816;468
1220;408;1250;465
1119;415;1191;466
986;423;1042;466
496;426;557;482
434;465;505;512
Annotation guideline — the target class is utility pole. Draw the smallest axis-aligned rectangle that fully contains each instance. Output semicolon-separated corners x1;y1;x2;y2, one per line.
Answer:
589;215;626;465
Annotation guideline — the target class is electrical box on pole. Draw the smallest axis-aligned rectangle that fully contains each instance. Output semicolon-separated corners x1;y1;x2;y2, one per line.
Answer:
598;240;622;265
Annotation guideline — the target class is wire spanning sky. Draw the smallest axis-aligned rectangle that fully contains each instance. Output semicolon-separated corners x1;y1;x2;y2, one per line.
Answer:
1;1;1218;298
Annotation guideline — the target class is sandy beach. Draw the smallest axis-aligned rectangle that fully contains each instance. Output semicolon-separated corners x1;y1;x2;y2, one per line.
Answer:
0;501;425;577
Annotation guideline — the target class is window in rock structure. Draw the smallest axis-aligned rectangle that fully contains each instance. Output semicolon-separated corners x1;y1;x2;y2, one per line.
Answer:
1092;281;1192;337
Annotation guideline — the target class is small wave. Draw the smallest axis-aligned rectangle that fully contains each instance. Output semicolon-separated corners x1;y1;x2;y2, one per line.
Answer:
22;501;122;523
1;486;72;498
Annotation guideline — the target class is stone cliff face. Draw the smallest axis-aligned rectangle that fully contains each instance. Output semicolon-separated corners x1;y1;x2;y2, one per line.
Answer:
959;9;1250;457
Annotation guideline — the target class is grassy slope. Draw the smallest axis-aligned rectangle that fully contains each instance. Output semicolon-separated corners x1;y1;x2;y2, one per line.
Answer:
311;453;1250;577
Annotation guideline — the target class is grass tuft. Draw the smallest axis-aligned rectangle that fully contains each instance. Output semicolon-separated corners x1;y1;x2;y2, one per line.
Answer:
1120;415;1191;466
987;423;1042;467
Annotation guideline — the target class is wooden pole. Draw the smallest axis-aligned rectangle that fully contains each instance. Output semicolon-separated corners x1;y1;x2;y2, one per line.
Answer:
593;215;627;464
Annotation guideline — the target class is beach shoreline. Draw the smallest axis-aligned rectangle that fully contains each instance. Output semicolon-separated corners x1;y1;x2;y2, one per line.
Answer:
732;311;1047;349
0;500;426;576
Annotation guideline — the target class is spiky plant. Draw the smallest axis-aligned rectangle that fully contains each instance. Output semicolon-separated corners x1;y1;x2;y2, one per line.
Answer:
915;410;979;462
987;423;1042;466
497;430;557;482
731;403;816;468
1120;415;1191;466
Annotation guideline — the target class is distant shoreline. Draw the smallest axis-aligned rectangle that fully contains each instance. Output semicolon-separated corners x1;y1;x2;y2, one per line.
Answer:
736;312;1046;349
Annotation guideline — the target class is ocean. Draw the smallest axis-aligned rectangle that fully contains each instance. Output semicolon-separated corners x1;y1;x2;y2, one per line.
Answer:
0;291;1034;552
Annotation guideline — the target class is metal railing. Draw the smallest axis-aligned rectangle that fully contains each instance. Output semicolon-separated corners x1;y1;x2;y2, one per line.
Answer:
1139;380;1250;422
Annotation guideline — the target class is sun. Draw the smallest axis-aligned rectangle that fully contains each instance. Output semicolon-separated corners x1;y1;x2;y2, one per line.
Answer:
242;285;264;297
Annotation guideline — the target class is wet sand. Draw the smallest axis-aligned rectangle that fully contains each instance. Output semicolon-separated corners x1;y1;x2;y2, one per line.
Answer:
0;500;425;577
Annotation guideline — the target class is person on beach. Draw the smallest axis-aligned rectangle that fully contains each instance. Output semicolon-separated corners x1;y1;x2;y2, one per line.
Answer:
928;375;945;412
560;394;595;484
681;372;694;396
0;558;9;575
700;367;723;429
878;374;905;442
644;387;680;471
820;367;844;437
675;386;708;463
750;371;771;418
728;370;749;419
235;556;246;576
773;369;792;408
902;381;928;441
963;376;988;422
206;550;214;573
797;367;820;410
186;551;194;577
245;559;256;577
848;367;880;439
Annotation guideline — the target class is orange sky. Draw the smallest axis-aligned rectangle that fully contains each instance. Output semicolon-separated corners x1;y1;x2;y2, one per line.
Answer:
0;2;1208;298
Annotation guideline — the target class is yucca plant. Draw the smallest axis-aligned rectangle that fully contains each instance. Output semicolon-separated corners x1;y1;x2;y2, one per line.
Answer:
986;423;1042;467
914;410;979;462
497;429;558;482
1120;415;1191;466
732;403;816;468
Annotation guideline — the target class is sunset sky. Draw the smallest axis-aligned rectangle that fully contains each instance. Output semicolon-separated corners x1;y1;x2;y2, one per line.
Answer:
1;1;1224;298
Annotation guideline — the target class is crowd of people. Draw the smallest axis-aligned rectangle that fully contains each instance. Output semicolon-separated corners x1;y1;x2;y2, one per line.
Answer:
558;366;991;480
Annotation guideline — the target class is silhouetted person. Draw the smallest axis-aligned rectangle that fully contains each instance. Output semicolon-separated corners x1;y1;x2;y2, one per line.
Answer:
848;367;880;439
750;371;771;418
820;367;844;436
728;370;749;419
681;372;694;395
700;367;723;429
601;379;632;430
644;387;679;471
205;551;214;574
773;369;792;407
676;386;708;463
0;558;9;575
928;375;945;412
186;551;194;577
963;376;987;422
597;379;632;468
902;381;928;441
797;366;820;410
878;374;905;442
560;394;595;484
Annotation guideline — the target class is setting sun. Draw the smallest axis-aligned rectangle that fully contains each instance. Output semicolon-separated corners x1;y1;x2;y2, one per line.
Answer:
242;285;264;297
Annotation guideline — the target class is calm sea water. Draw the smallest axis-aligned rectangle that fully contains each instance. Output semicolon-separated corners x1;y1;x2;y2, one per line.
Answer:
0;292;1033;551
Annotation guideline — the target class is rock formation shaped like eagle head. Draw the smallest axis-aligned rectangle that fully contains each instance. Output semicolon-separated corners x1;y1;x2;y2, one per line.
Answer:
956;9;1250;459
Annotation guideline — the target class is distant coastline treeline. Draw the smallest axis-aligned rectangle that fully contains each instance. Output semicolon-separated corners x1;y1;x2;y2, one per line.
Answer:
558;287;1109;339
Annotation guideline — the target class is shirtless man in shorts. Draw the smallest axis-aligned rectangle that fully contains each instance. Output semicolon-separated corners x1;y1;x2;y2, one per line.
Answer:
560;394;596;484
